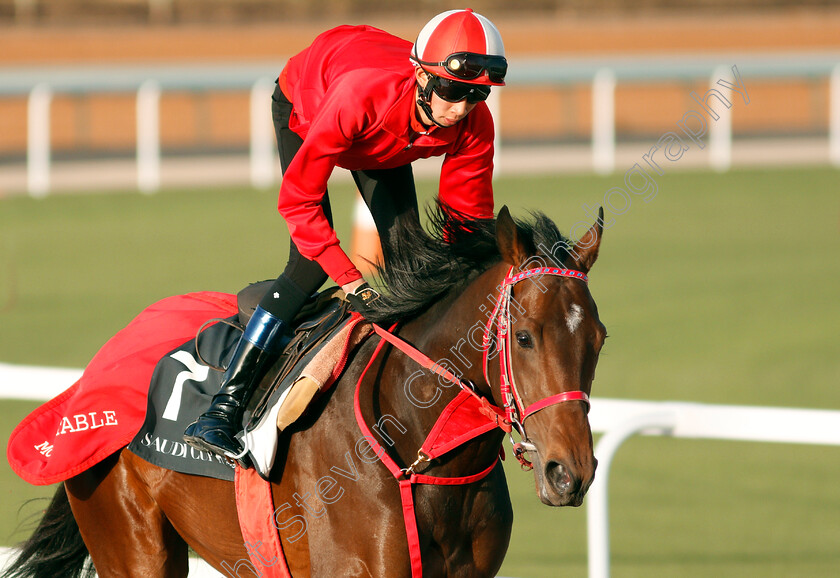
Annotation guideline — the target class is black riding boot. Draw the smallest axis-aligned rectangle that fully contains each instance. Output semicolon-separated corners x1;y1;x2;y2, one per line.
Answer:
184;306;288;463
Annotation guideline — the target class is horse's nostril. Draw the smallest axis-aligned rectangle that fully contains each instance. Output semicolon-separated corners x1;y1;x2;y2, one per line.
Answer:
546;460;572;494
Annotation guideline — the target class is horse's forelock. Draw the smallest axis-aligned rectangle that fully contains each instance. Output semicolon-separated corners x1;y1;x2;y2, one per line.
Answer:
517;211;575;269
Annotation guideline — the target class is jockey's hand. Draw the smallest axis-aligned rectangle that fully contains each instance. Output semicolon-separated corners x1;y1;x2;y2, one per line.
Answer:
344;282;381;319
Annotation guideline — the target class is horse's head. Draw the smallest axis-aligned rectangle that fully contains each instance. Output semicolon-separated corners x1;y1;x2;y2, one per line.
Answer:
490;206;606;507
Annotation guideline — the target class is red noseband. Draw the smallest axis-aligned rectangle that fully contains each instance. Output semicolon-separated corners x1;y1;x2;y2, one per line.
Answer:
523;390;590;421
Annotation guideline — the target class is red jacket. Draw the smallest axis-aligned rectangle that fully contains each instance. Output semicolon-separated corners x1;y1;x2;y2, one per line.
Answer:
278;25;496;286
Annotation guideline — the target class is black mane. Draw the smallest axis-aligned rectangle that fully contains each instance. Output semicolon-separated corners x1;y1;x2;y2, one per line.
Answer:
367;202;574;323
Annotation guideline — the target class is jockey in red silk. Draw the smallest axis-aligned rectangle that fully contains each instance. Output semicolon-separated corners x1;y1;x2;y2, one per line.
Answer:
184;9;508;464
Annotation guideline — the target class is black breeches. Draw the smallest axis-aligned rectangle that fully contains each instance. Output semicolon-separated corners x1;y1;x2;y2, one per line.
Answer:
258;83;420;321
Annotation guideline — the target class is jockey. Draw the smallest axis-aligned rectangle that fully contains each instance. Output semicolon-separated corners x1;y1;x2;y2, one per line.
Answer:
184;9;508;463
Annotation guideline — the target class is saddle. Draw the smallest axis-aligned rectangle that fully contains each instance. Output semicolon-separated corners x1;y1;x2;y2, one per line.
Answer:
226;281;364;478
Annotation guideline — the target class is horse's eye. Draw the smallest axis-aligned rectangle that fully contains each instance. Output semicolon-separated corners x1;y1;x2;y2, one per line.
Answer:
515;330;533;349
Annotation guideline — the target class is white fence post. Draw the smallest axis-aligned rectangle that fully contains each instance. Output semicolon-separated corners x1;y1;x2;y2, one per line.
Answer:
137;80;161;193
27;83;52;198
250;77;276;189
587;411;675;578
709;66;733;172
830;64;840;167
592;69;616;175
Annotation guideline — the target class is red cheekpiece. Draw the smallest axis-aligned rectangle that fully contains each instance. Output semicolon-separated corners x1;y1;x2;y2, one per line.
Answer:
278;25;496;286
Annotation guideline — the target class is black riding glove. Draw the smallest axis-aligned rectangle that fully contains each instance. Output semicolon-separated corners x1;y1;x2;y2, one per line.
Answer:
345;283;381;319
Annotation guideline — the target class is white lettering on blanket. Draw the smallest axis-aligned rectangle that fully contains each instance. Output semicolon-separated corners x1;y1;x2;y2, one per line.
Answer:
34;441;54;457
54;410;118;436
139;433;236;469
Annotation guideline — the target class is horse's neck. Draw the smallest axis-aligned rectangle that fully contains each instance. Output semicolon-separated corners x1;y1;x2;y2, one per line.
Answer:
379;265;506;475
406;262;504;390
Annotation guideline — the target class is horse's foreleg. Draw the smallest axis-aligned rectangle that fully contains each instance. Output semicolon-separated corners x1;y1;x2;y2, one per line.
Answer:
65;450;189;577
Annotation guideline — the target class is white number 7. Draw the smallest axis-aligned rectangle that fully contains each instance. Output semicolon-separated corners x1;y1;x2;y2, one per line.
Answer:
162;350;210;421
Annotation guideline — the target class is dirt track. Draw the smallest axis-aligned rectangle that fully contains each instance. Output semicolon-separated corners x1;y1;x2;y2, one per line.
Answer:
1;10;838;161
2;11;840;64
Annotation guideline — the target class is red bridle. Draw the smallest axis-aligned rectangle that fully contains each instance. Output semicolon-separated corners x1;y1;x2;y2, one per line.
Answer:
352;265;593;577
482;266;591;467
368;264;592;469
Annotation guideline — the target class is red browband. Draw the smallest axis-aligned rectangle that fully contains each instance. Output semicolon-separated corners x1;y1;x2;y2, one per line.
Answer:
503;266;588;286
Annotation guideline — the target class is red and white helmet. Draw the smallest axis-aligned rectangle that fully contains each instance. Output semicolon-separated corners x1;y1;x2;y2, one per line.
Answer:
411;9;507;87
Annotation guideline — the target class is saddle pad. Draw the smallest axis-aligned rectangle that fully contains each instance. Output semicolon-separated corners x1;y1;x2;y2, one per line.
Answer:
127;314;243;481
132;296;361;481
7;292;237;486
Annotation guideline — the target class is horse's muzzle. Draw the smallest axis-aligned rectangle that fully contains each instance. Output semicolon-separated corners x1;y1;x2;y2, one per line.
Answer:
540;457;597;507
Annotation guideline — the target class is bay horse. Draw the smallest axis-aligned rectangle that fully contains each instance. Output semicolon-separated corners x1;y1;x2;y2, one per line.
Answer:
3;205;605;578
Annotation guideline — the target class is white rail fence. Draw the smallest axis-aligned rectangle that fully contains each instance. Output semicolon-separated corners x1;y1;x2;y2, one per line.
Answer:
2;52;840;196
2;361;839;577
0;548;221;577
585;398;840;578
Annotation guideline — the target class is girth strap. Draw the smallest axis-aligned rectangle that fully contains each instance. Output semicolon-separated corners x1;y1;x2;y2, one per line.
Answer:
398;480;422;578
397;458;500;578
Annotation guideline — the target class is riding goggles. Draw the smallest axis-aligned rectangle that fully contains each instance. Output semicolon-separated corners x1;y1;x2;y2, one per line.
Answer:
431;76;492;104
417;52;508;84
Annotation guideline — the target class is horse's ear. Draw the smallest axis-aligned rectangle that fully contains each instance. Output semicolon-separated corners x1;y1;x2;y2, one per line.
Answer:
570;207;604;274
496;205;528;267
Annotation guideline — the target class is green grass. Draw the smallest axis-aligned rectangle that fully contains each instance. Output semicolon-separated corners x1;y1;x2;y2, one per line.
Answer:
1;166;839;576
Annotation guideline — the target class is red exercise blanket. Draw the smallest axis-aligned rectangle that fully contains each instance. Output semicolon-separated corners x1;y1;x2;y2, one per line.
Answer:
7;291;237;486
